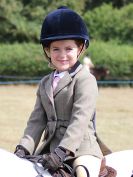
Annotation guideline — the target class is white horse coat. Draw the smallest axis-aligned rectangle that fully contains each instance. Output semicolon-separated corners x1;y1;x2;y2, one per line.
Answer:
0;148;133;177
0;148;51;177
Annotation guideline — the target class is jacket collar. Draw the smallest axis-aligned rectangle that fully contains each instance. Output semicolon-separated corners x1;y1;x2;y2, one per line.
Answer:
45;61;82;98
54;61;82;96
68;60;82;76
44;73;54;103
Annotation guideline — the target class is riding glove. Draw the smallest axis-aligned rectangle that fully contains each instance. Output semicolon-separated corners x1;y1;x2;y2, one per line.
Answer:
24;146;70;171
14;145;30;158
40;147;68;171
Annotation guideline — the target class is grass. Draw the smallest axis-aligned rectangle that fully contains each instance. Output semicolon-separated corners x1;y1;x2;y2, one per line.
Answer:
0;85;133;153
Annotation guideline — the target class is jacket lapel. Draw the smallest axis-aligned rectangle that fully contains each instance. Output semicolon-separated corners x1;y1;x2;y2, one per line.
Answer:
45;72;54;104
54;72;72;96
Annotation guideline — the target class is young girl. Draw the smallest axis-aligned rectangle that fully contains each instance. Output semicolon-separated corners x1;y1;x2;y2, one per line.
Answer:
15;7;112;177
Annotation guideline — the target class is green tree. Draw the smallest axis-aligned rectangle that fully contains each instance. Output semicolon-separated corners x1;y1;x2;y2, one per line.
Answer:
0;0;41;43
85;0;133;10
0;0;24;42
84;3;133;43
21;0;87;21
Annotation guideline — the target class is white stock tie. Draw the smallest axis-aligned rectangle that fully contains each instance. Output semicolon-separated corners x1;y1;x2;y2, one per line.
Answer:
52;76;60;91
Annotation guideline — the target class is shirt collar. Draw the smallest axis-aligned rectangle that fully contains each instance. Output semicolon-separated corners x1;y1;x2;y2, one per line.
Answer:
54;70;67;79
54;61;82;78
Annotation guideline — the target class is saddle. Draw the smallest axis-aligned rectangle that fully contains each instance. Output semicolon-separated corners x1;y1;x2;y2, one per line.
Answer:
98;157;117;177
26;155;117;177
52;164;90;177
51;160;117;177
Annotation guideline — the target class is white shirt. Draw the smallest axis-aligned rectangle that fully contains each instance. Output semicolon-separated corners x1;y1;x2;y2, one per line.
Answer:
53;71;67;79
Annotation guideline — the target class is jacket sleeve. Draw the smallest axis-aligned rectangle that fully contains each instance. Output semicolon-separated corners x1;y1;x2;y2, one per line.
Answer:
19;83;47;155
59;73;98;154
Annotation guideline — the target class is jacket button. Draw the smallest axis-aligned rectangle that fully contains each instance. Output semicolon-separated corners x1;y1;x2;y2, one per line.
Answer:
49;101;52;105
51;116;56;121
51;130;54;134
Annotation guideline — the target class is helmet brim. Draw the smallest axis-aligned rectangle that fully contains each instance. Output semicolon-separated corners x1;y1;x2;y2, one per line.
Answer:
41;34;89;48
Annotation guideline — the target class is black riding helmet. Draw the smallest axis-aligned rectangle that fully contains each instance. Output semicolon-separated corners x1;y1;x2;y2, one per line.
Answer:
40;6;89;48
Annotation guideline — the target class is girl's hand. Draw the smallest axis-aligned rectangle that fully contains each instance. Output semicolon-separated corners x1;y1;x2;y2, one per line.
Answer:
14;145;30;158
41;147;68;171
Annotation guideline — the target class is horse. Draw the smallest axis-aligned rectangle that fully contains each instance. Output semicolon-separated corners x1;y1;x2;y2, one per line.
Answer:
83;56;109;80
0;148;133;177
90;67;110;81
0;148;51;177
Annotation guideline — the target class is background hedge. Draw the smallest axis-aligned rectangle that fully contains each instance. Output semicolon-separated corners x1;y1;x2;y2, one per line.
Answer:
0;1;133;81
0;41;132;80
0;43;50;78
87;40;133;79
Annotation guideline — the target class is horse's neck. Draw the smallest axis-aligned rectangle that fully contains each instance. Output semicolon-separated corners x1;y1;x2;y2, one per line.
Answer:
105;150;133;177
0;148;51;177
1;148;133;177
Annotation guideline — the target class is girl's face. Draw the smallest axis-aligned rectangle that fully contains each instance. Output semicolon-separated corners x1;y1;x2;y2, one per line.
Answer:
46;40;82;71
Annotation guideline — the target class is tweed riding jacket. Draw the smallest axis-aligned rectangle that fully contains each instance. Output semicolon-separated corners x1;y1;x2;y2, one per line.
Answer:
19;61;103;159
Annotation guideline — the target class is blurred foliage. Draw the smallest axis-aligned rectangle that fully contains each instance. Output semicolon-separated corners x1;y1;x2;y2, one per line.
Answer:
85;0;133;9
0;43;51;77
0;0;133;80
0;0;133;44
87;40;133;79
0;42;132;80
84;3;133;44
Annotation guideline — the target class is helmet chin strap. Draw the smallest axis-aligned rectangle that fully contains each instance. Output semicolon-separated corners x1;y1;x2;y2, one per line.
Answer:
42;46;55;68
42;45;51;61
77;42;85;59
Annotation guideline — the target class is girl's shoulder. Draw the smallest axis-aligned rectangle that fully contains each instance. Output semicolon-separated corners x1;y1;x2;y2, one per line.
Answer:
39;72;53;85
76;66;96;80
